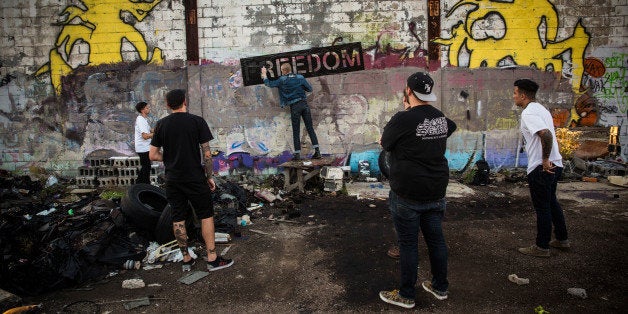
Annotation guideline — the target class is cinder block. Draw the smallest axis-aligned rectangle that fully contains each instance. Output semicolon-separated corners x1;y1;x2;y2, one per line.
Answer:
127;157;140;167
111;156;129;167
97;176;118;187
75;176;96;187
78;166;96;176
118;167;138;177
97;167;116;177
117;177;136;186
320;166;344;180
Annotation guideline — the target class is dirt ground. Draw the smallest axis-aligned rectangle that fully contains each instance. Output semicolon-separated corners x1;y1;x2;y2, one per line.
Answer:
21;178;628;313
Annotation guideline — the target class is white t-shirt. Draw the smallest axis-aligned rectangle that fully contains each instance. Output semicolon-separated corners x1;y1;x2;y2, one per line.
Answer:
134;115;151;153
520;102;563;174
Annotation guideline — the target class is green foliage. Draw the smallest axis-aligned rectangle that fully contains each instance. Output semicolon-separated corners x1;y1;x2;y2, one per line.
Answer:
99;189;125;200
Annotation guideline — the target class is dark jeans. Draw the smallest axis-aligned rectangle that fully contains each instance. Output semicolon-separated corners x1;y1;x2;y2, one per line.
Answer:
137;152;151;184
389;190;449;299
527;166;568;249
290;100;318;153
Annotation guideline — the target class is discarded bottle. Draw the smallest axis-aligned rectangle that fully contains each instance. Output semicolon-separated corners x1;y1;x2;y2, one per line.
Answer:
67;209;74;216
123;260;141;270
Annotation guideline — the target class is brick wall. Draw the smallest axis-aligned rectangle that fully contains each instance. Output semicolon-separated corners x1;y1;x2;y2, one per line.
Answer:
0;0;626;175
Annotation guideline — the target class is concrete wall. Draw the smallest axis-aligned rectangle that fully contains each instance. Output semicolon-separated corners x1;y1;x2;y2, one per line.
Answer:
0;0;626;176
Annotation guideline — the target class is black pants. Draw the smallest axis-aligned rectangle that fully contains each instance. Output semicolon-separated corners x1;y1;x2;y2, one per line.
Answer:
137;152;151;184
290;100;319;153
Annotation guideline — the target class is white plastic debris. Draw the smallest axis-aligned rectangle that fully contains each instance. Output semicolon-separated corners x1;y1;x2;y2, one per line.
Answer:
247;203;264;211
508;274;530;285
46;175;58;187
567;287;587;299
36;207;57;216
122;278;145;289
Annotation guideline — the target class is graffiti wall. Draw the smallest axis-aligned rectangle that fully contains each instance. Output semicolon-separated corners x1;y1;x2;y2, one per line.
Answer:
0;0;626;175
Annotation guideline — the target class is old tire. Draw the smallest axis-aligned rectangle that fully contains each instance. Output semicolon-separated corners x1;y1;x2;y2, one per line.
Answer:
120;184;168;232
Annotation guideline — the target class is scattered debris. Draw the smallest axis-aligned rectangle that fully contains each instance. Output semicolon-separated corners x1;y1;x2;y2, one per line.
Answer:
248;229;269;235
123;296;151;310
567;287;588;299
508;274;530;285
121;279;145;289
178;271;209;285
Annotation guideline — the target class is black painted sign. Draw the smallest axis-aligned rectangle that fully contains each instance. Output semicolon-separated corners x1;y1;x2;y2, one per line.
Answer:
240;42;364;86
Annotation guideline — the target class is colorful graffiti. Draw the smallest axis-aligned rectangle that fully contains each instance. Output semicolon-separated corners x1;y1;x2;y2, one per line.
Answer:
434;0;590;93
570;53;627;127
34;0;164;94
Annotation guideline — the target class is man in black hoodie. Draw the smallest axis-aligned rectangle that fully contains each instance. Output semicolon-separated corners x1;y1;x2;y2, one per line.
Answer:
378;72;457;309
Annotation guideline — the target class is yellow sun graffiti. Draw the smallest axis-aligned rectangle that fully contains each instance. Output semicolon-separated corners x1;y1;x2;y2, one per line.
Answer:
35;0;164;94
434;0;590;93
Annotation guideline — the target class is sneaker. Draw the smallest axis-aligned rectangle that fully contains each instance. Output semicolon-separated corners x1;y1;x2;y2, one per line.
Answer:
292;153;300;161
312;150;322;159
379;289;415;309
387;246;400;259
182;258;196;272
549;239;570;250
207;256;234;271
421;281;448;300
518;244;550;257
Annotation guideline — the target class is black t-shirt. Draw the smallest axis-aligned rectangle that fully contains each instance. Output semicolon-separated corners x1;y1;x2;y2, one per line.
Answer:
381;105;457;202
151;112;213;182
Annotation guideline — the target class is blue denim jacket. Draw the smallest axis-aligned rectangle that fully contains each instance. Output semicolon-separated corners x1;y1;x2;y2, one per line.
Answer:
264;73;312;108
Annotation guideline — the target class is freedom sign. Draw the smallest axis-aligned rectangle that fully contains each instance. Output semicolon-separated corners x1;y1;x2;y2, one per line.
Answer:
240;42;364;86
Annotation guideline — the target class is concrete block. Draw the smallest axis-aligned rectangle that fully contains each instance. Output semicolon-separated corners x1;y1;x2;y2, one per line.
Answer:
111;156;129;167
78;166;96;176
88;158;112;167
98;167;116;177
320;166;344;180
117;167;138;177
117;177;136;186
75;176;96;187
97;176;118;187
323;179;343;192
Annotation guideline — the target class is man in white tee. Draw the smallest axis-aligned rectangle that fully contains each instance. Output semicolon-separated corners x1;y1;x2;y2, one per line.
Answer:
134;101;153;184
514;79;570;258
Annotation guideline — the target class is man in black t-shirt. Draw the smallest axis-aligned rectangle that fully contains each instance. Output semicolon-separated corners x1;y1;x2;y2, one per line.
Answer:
378;72;456;309
150;89;234;272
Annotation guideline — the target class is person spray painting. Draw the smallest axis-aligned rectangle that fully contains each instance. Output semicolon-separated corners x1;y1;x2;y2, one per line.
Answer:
261;63;322;160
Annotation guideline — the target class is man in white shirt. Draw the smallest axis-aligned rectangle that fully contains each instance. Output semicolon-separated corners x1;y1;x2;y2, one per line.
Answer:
514;79;570;258
134;101;153;184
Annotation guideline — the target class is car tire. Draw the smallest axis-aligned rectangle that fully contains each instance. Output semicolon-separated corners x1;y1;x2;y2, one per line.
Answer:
120;183;168;233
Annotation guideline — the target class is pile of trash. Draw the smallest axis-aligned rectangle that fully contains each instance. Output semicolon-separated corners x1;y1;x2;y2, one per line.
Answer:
0;170;253;297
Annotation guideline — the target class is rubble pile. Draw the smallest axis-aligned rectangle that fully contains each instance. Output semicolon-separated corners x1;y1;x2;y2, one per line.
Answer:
0;169;319;297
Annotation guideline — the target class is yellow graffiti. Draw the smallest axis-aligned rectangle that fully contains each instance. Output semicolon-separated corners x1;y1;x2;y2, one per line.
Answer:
434;0;590;93
35;0;164;94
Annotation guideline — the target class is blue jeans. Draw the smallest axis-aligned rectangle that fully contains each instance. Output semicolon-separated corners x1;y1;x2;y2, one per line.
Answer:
527;166;568;249
389;190;449;299
290;100;318;153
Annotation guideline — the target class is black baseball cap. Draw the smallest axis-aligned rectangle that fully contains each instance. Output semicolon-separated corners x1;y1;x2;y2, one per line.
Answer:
407;72;436;102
